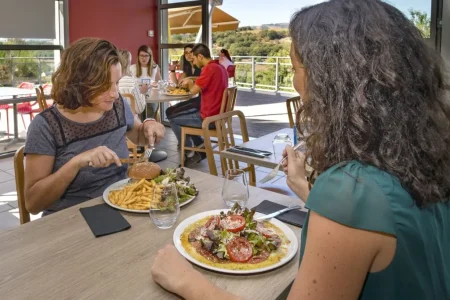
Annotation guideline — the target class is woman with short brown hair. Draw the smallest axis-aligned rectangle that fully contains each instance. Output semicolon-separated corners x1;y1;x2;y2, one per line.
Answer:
24;38;165;216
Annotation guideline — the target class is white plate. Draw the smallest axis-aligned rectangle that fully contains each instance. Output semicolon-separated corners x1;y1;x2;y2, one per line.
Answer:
164;91;191;96
173;209;299;274
103;179;196;214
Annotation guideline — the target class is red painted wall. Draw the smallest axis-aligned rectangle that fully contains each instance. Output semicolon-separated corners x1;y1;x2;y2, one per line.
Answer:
68;0;159;63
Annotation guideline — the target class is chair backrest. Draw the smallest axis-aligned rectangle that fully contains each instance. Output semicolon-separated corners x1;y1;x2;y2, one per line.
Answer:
219;86;238;114
14;146;30;224
227;65;236;78
35;86;48;111
121;93;136;114
286;96;302;128
202;110;256;186
19;82;34;89
121;93;138;158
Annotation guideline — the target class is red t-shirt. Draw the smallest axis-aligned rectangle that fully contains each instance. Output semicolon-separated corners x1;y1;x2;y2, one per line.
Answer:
195;60;228;119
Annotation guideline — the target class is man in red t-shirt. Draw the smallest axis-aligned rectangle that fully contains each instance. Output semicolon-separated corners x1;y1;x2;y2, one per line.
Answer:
168;43;228;162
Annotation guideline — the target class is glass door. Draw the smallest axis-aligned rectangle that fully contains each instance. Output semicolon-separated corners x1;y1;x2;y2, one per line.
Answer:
158;0;209;124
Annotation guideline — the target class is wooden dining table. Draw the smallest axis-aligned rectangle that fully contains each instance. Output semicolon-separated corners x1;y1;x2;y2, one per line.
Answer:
220;128;295;169
0;168;304;300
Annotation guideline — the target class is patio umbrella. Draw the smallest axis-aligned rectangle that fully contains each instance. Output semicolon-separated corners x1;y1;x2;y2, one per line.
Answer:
168;6;239;34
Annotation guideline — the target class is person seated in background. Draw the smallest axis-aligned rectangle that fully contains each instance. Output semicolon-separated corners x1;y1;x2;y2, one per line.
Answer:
165;44;203;149
218;48;233;70
151;0;450;299
24;38;165;216
118;50;148;116
168;44;201;86
130;45;161;118
168;43;228;162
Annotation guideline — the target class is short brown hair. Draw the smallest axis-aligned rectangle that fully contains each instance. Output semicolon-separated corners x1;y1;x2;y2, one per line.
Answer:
51;38;121;109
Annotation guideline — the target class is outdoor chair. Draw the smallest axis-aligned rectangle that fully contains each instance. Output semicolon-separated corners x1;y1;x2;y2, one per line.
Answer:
180;86;238;167
13;146;31;224
286;96;301;128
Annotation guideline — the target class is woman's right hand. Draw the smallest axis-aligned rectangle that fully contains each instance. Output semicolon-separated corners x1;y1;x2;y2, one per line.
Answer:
282;145;310;200
74;146;122;169
169;63;177;71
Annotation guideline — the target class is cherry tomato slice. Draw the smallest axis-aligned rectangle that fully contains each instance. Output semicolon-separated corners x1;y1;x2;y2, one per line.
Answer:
221;215;246;233
226;237;253;262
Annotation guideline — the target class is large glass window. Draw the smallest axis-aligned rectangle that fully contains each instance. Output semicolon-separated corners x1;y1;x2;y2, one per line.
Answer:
159;0;208;124
0;0;65;87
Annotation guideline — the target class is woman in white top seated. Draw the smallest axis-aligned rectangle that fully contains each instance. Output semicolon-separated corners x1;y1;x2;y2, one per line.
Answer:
118;50;148;116
130;45;161;118
218;48;234;69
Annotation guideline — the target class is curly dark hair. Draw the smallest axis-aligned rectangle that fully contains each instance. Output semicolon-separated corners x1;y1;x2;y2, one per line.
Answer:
290;0;450;206
51;38;120;109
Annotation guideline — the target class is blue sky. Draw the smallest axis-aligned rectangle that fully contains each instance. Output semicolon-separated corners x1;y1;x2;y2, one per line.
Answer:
220;0;431;26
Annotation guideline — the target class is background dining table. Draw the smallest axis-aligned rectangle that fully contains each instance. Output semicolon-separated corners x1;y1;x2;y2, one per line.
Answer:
0;168;304;300
0;87;43;150
144;88;196;163
220;128;294;169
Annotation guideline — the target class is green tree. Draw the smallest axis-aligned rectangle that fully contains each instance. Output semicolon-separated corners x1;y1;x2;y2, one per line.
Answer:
409;9;431;38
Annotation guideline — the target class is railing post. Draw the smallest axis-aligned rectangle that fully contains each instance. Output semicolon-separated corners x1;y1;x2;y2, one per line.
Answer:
251;56;255;90
10;56;14;86
38;58;42;85
275;57;279;93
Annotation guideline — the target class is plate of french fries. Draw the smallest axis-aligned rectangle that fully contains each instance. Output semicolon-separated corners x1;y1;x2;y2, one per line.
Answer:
103;178;196;213
165;88;191;96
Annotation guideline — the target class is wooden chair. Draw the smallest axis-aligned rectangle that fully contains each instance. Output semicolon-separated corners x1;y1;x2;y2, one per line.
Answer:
286;96;302;128
35;86;49;111
14;146;30;225
203;110;297;196
180;86;238;167
202;110;256;186
122;93;138;159
227;65;236;86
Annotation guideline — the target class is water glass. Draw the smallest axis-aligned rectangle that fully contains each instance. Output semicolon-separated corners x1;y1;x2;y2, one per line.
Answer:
149;183;180;229
158;80;167;94
272;133;292;159
222;169;249;208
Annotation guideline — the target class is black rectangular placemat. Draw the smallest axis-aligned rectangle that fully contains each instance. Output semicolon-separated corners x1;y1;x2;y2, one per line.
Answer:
252;200;307;227
80;204;131;237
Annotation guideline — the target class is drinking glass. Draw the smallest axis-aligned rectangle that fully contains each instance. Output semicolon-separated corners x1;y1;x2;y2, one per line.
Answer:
149;183;180;229
221;169;249;208
272;133;292;160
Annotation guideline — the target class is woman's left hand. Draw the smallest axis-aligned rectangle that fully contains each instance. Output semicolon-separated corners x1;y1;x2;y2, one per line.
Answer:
151;244;195;295
143;120;165;146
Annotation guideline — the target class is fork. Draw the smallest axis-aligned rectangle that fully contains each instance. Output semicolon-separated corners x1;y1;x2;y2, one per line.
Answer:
259;141;305;184
254;205;303;221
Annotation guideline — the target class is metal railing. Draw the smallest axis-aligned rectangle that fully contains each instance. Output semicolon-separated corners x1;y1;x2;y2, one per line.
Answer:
2;54;296;94
0;56;55;87
170;55;296;93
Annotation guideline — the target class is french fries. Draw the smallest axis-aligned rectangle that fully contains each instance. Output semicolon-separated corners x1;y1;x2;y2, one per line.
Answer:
167;88;189;95
108;179;163;210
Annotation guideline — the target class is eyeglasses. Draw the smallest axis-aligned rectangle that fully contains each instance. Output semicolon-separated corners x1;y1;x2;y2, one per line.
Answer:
139;54;150;58
184;51;192;55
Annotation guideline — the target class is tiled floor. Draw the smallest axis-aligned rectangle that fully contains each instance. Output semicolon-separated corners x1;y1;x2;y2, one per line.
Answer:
0;127;289;231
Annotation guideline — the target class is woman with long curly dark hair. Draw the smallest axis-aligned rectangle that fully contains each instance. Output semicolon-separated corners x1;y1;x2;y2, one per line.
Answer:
150;0;450;299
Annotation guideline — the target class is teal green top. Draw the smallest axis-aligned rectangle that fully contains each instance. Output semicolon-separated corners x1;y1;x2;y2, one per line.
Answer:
299;161;450;299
